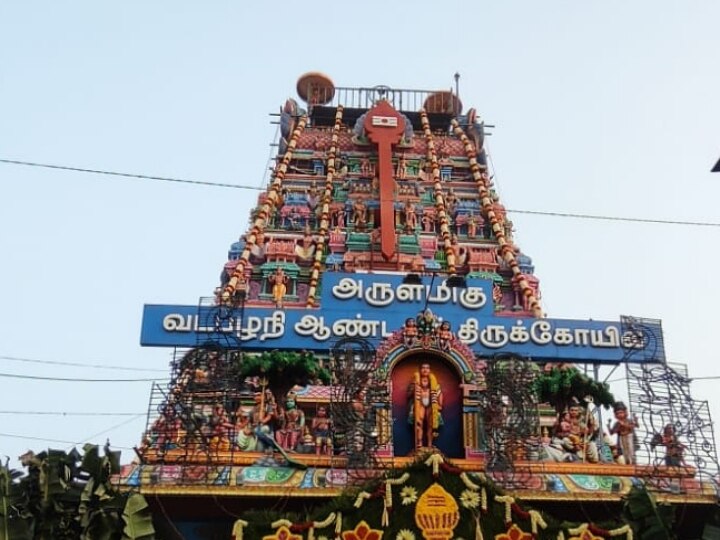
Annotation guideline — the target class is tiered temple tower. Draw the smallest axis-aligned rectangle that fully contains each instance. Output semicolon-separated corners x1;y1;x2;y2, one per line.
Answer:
120;73;718;539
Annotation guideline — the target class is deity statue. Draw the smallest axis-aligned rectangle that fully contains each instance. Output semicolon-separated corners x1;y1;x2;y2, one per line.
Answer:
492;284;504;310
467;213;477;238
408;362;443;450
558;399;599;462
360;156;374;177
437;320;453;351
396;154;407;179
209;403;233;452
234;409;257;452
253;389;278;452
269;267;289;308
421;210;435;233
351;199;368;230
403;200;418;233
403;317;418;348
607;401;638;465
153;404;181;455
416;308;438;348
295;227;315;262
651;424;686;466
276;391;305;451
333;207;346;230
311;406;333;456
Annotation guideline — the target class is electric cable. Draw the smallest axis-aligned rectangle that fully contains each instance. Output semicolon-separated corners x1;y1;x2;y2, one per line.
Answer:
0;371;167;382
0;158;260;191
3;157;720;227
0;411;144;416
0;354;167;373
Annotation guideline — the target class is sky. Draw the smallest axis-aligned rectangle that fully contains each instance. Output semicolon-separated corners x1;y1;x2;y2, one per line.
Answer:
1;1;719;470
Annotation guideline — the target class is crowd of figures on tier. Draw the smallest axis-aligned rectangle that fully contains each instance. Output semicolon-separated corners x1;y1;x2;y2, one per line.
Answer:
146;389;336;458
536;399;684;466
147;368;686;467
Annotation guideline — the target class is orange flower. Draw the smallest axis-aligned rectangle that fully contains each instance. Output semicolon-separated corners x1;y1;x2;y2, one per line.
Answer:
342;520;384;540
494;524;533;540
263;525;303;540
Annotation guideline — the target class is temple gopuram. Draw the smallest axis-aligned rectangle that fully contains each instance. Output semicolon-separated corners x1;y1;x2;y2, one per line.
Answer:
119;73;720;539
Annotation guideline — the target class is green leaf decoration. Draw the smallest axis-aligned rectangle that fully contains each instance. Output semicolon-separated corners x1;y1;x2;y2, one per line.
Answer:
122;493;155;539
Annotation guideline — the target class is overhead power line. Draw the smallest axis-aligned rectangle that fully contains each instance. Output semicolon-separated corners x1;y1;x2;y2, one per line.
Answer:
0;411;145;416
0;417;144;453
0;158;261;191
0;432;135;451
0;354;167;373
0;371;166;383
507;209;720;228
3;157;720;228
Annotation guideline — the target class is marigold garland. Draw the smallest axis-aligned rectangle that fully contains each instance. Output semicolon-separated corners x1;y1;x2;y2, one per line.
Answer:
424;453;444;477
231;519;248;540
249;452;643;540
566;523;633;540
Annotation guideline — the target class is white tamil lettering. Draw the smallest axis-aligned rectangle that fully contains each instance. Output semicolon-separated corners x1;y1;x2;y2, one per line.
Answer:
364;282;394;307
553;327;573;346
396;283;424;303
242;316;262;340
459;287;487;309
332;277;363;300
574;328;590;346
332;316;382;338
163;314;187;332
260;311;285;341
508;320;530;343
621;330;645;349
457;318;479;344
591;326;620;348
530;320;552;345
294;315;332;341
428;283;452;304
479;324;509;348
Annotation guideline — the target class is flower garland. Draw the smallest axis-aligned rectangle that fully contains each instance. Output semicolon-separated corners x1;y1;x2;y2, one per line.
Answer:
222;114;308;302
419;109;456;273
247;451;646;540
450;119;542;317
306;105;344;307
231;519;248;540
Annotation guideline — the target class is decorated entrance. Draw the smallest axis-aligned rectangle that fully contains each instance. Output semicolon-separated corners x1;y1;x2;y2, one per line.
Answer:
391;352;464;458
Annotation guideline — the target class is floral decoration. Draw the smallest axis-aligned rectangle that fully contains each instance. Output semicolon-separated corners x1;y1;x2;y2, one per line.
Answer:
263;525;303;540
395;530;416;540
494;524;533;540
400;486;419;506
342;520;384;540
569;530;603;540
415;483;459;540
460;489;481;509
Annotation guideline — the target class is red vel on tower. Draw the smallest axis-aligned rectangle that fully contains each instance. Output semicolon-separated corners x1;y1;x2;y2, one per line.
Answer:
364;100;405;261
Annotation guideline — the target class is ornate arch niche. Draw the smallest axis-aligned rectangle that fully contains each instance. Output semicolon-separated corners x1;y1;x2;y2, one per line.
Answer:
371;317;485;459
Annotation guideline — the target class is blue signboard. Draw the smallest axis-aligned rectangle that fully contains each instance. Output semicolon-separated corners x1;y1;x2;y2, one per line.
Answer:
140;273;665;364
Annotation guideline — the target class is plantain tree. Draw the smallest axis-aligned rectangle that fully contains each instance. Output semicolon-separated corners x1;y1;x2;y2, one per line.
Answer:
533;365;615;415
236;350;331;406
0;444;155;540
